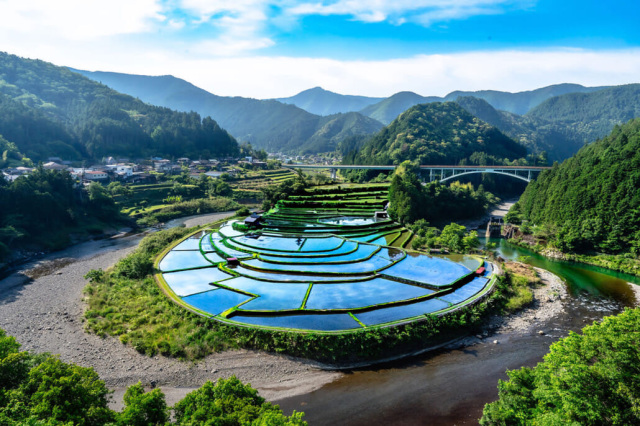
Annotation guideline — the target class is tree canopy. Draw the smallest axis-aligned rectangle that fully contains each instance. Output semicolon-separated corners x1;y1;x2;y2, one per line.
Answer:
343;102;528;166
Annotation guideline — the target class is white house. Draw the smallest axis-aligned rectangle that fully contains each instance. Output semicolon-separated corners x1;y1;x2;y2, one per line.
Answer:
116;165;133;177
84;171;109;180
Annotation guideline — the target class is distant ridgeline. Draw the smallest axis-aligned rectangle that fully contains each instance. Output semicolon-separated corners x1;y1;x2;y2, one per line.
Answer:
74;70;384;155
342;102;528;166
517;118;640;254
0;52;239;161
456;84;640;162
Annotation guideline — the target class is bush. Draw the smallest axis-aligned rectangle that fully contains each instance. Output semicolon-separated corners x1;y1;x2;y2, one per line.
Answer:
114;250;153;280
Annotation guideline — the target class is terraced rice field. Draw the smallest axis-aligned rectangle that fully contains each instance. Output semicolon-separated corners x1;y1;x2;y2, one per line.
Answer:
155;192;496;333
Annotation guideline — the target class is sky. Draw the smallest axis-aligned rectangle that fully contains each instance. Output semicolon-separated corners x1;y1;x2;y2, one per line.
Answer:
0;0;639;98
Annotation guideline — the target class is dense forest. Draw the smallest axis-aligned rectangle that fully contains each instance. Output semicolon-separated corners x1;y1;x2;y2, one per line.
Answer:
481;307;640;425
0;168;120;261
0;52;239;161
342;102;529;166
515;118;640;254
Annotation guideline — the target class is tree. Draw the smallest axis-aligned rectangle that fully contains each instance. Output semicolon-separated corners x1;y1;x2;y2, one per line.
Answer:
118;382;169;426
439;223;467;252
173;377;306;426
17;357;114;425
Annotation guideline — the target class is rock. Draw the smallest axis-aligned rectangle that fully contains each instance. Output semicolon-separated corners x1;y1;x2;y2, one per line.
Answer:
538;330;545;335
493;340;498;344
211;369;218;374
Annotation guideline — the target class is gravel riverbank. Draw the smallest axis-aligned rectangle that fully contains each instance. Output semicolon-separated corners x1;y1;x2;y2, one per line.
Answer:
0;211;340;410
0;210;569;412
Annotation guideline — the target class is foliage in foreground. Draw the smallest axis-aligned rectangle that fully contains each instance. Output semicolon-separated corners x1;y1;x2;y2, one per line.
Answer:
83;226;535;364
0;328;305;425
481;307;640;425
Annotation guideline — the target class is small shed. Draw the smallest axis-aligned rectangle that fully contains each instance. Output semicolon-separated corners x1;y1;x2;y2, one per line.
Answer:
374;211;388;219
244;213;264;228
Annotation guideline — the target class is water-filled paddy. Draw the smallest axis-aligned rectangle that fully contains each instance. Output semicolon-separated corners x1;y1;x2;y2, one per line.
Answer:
355;298;450;326
159;250;214;272
305;278;434;310
318;216;380;226
162;267;232;296
182;288;252;316
229;313;363;331
383;253;473;287
222;276;310;310
157;206;495;331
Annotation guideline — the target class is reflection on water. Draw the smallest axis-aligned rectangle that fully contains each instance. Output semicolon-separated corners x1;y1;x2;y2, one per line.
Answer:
482;237;640;305
278;238;640;425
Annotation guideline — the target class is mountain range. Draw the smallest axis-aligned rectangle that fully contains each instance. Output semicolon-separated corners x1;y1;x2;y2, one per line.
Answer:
2;51;639;164
76;68;634;161
277;83;607;123
73;70;384;154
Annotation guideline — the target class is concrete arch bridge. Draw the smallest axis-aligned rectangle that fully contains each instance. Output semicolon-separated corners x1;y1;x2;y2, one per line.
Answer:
284;164;550;183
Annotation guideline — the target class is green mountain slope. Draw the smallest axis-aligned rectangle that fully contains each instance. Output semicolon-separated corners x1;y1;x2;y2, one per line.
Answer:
0;52;238;160
455;96;580;162
275;86;383;116
526;84;640;144
74;70;383;153
344;102;528;165
517;118;640;253
446;83;607;115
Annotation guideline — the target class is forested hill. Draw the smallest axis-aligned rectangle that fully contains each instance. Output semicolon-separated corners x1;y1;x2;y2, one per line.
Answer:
0;52;238;161
517;118;640;254
343;102;528;166
526;84;640;145
74;69;383;154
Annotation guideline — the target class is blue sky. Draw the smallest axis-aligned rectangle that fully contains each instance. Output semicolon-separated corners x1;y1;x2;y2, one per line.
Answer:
0;0;639;98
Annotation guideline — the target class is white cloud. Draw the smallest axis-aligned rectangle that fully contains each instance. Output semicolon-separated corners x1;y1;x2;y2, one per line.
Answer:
33;47;637;99
179;0;275;55
0;0;165;40
287;0;533;25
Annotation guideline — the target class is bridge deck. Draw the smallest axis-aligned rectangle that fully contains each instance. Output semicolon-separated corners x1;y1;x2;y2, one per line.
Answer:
285;164;550;170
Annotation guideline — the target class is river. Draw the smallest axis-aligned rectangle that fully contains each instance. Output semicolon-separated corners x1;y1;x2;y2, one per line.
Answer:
277;238;640;425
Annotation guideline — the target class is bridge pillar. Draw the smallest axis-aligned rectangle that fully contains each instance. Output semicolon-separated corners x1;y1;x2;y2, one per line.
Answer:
330;168;337;179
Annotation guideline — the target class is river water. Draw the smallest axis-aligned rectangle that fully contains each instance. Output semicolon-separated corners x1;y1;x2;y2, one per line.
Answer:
277;239;640;425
